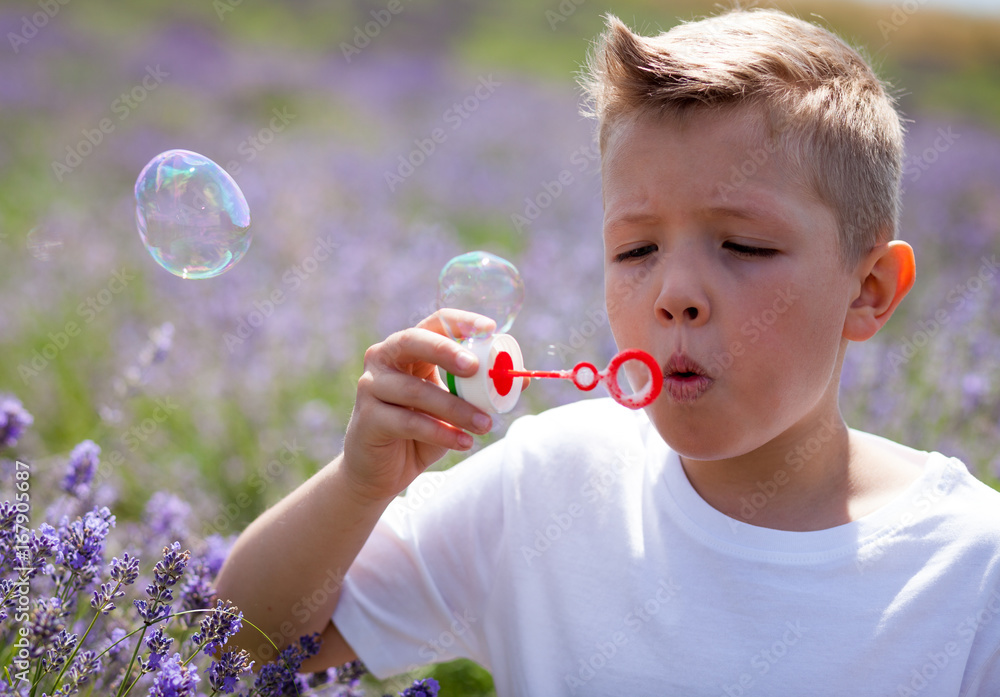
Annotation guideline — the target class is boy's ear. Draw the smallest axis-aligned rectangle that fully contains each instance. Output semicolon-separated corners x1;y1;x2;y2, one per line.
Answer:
843;240;916;342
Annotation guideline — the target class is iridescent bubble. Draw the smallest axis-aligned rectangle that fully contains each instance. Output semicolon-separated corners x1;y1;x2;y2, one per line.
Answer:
437;251;525;340
135;149;251;279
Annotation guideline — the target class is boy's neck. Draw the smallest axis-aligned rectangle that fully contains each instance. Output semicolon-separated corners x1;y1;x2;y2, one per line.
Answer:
677;413;924;532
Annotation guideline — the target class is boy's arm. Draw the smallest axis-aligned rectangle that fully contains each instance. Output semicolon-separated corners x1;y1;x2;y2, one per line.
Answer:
213;310;496;669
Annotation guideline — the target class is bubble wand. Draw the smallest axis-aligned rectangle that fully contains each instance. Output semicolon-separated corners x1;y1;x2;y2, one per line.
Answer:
438;252;662;414
489;348;662;410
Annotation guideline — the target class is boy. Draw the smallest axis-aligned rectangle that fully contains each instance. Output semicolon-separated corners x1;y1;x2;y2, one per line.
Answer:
215;8;1000;695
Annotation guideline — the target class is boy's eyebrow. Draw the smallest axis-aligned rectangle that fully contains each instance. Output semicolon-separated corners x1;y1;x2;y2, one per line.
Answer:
603;212;662;231
703;204;774;222
605;205;789;231
704;203;797;233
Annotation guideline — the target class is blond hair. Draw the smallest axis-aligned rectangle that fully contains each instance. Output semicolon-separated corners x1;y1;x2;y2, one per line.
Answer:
582;9;904;269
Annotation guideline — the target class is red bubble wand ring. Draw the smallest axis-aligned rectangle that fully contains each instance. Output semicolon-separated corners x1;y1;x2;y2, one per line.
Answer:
489;347;662;410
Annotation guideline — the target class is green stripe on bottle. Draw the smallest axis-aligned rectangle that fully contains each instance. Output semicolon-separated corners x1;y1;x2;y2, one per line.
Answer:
446;370;458;396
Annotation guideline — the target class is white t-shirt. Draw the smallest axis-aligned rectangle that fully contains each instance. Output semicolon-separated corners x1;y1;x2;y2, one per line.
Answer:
333;398;1000;696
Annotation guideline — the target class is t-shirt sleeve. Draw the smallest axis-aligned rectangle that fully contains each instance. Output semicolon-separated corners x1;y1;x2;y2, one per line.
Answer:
331;436;509;679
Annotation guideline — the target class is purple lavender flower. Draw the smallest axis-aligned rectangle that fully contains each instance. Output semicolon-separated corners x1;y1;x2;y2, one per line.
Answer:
60;649;102;693
26;596;65;659
250;657;297;697
0;578;15;621
61;440;100;499
135;543;190;623
50;506;115;591
0;394;33;448
250;634;321;697
334;659;367;685
132;597;171;624
0;501;19;571
151;542;189;590
179;560;215;621
191;598;242;656
111;552;141;585
41;628;77;673
200;533;234;577
399;678;441;697
105;626;129;659
296;633;322;659
90;552;139;615
144;491;191;542
208;648;253;694
18;524;59;581
147;652;200;697
0;676;26;697
139;625;173;673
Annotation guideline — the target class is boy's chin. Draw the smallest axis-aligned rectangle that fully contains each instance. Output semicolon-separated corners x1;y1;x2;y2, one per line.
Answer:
646;408;755;462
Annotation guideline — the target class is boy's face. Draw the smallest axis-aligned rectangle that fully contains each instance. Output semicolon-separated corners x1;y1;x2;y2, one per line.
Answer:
602;107;858;461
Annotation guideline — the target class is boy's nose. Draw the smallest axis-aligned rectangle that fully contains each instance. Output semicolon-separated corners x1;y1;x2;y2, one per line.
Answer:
655;269;710;327
662;305;701;322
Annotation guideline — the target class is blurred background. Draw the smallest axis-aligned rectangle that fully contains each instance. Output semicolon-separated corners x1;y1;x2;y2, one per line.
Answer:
2;0;999;692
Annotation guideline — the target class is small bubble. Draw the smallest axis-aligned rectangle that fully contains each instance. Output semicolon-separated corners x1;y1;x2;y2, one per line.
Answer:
436;251;524;340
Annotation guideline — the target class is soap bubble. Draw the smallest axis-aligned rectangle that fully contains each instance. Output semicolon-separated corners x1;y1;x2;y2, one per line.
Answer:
135;149;251;279
437;251;524;340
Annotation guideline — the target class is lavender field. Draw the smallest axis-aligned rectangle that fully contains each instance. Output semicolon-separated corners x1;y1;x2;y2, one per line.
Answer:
1;1;999;694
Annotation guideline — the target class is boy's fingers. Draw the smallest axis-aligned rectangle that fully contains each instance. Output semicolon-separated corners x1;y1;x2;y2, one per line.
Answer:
369;372;492;435
367;402;475;452
370;327;480;378
418;309;497;340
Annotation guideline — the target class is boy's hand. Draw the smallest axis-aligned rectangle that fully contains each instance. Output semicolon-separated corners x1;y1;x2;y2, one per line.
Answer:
341;309;496;503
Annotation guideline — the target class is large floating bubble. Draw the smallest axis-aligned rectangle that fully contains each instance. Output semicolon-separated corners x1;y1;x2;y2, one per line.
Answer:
437;251;524;340
135;149;251;279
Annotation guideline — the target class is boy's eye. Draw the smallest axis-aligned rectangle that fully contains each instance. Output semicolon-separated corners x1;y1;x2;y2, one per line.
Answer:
724;242;778;258
614;245;657;263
